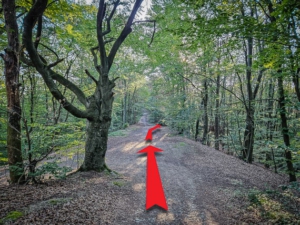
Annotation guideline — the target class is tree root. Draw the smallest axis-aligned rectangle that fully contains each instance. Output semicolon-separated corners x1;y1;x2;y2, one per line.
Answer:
103;163;119;175
78;163;118;175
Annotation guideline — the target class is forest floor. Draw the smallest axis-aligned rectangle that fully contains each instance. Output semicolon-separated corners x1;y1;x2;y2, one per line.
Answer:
0;119;299;224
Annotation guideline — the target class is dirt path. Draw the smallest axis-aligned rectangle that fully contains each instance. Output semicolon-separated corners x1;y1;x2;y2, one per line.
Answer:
106;125;289;224
0;124;294;224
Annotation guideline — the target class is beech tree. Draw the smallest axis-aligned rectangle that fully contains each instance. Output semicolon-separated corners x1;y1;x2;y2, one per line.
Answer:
22;0;144;171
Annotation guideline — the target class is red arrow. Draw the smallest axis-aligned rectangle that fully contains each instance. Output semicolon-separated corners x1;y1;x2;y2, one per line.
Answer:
145;124;162;141
137;145;168;210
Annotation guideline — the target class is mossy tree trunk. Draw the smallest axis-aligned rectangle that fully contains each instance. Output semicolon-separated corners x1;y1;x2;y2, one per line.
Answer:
2;0;24;183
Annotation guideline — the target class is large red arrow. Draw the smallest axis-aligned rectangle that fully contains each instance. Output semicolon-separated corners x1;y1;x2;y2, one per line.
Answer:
137;145;168;210
145;124;161;141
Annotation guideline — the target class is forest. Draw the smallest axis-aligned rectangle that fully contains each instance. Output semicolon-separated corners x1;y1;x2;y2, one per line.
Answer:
0;0;300;224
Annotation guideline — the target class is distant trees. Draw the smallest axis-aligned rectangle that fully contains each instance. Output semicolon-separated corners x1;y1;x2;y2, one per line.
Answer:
147;0;299;181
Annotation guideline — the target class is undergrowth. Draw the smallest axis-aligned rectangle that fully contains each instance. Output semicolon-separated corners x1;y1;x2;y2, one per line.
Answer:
246;182;300;224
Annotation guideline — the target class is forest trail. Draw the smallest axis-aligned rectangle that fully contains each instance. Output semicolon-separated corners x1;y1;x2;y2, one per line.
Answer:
106;124;288;224
0;124;294;224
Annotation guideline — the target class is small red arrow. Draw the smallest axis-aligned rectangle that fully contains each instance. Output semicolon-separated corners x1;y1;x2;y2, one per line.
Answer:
138;145;168;210
151;124;161;130
145;124;161;141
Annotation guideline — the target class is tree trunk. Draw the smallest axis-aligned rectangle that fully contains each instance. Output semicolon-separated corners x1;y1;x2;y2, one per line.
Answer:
265;80;274;168
81;119;110;171
80;78;115;171
122;80;127;125
195;118;200;141
2;0;24;183
277;74;297;182
292;68;300;102
214;73;220;150
243;109;255;163
202;79;209;145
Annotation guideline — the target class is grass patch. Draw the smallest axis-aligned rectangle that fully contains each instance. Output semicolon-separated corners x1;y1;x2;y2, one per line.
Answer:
0;211;23;224
108;130;128;137
112;181;124;187
0;148;8;166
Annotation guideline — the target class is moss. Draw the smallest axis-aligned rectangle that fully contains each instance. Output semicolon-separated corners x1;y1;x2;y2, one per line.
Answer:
112;181;124;187
48;198;71;205
0;210;23;224
176;142;186;148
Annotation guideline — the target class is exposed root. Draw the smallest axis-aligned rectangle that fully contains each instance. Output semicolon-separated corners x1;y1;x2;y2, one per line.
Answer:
103;163;119;175
78;163;118;175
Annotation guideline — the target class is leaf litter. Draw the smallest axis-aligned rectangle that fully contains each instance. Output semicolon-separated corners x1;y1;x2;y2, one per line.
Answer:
0;125;299;224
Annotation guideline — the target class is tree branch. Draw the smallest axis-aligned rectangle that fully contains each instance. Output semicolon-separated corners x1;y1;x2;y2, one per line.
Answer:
133;20;156;47
111;76;119;83
47;58;64;68
50;70;87;106
177;73;202;92
227;49;248;110
90;46;100;71
85;69;98;85
104;38;115;44
132;19;156;24
149;20;156;47
17;11;27;18
108;0;143;70
34;15;42;49
20;52;34;66
97;0;108;67
254;0;271;20
39;42;59;59
253;68;267;99
22;0;91;119
102;0;120;36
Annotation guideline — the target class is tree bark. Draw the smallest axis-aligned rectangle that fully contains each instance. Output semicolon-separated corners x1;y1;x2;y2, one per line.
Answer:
2;0;24;183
